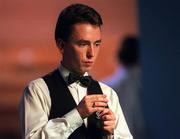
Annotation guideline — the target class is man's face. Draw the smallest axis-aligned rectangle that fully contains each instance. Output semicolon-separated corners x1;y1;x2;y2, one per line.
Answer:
61;23;101;75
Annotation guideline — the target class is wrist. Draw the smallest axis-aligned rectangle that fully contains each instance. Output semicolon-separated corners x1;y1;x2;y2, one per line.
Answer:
76;107;85;119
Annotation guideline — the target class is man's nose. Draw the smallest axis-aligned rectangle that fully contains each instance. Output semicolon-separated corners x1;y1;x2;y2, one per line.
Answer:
87;45;95;58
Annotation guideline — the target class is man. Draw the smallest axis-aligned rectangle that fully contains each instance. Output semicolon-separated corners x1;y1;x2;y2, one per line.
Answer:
19;4;133;139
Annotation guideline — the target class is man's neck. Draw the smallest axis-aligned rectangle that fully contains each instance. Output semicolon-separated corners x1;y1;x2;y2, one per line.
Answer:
61;62;85;76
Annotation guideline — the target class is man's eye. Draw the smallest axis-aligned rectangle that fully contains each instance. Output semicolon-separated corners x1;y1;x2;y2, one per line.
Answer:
95;43;101;47
79;43;88;47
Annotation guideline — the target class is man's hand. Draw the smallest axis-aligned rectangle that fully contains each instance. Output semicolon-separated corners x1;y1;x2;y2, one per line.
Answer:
99;108;116;135
76;94;108;119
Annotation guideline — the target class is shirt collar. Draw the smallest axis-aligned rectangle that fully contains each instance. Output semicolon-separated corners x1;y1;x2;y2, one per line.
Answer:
58;64;89;83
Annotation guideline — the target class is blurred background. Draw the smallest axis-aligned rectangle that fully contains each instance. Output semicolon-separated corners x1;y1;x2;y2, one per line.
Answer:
0;0;180;139
0;0;138;138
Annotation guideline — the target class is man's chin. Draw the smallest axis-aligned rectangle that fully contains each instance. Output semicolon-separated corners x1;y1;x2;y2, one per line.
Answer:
80;67;92;74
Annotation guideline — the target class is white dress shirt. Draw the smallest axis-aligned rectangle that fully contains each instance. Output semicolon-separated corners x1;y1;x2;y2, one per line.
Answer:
19;65;133;139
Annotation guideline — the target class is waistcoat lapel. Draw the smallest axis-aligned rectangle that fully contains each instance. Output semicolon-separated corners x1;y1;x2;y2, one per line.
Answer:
87;79;108;139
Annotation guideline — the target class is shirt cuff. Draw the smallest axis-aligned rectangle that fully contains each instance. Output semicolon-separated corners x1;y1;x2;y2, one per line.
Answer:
64;108;84;129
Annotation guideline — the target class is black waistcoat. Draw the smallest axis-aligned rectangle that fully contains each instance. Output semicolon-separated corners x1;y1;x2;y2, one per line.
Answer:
43;69;108;139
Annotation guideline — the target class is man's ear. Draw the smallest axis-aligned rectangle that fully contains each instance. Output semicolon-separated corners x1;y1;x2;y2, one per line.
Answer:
56;39;65;54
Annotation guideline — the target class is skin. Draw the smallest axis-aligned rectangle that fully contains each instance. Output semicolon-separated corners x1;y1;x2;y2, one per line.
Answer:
58;23;116;134
60;23;101;75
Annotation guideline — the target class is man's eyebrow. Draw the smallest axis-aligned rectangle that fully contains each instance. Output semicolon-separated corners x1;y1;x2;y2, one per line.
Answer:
75;39;90;44
94;39;102;43
74;39;102;44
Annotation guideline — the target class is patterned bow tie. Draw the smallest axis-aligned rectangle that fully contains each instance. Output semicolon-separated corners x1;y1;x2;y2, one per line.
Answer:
68;73;92;87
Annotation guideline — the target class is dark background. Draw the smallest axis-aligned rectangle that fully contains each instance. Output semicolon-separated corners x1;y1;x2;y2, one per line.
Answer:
139;0;180;139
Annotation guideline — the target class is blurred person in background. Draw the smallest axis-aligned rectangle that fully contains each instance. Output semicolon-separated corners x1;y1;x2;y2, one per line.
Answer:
19;4;132;139
103;36;146;139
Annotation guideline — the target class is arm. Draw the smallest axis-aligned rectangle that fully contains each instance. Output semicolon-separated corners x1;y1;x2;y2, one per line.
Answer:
19;80;83;139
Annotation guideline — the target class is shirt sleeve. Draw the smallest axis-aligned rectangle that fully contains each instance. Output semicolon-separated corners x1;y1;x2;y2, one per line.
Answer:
19;79;83;139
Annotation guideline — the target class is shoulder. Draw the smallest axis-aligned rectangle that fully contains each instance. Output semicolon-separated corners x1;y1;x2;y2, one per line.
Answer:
24;78;50;103
27;78;47;92
20;77;51;116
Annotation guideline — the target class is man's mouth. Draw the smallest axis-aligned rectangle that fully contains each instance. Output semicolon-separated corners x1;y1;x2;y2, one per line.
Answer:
83;61;94;66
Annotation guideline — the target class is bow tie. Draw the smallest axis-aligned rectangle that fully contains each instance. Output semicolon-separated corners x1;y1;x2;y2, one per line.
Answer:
68;73;92;87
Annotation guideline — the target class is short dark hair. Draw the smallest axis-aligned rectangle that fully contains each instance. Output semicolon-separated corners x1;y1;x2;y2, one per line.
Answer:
55;3;103;43
118;36;139;67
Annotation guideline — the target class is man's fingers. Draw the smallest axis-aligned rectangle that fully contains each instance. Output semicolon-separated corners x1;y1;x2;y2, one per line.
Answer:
103;125;115;134
103;120;116;134
103;121;115;126
93;101;108;107
85;106;105;115
83;94;108;109
86;94;108;102
99;108;111;117
101;114;115;121
77;94;109;119
93;106;106;112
